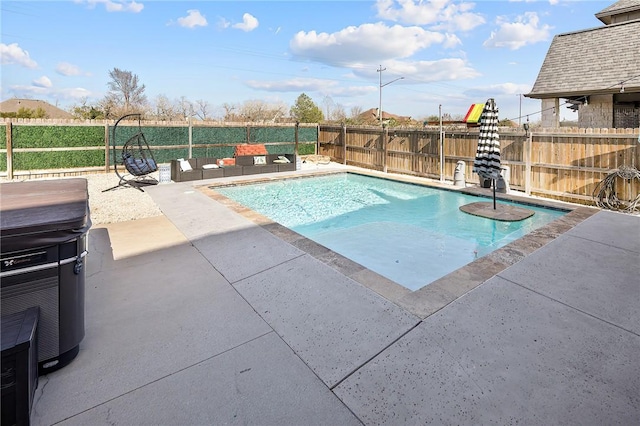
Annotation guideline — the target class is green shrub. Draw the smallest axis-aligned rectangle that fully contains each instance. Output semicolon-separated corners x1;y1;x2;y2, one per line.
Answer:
297;143;316;155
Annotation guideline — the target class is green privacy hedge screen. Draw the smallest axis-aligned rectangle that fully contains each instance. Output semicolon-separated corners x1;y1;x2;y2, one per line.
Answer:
1;122;317;172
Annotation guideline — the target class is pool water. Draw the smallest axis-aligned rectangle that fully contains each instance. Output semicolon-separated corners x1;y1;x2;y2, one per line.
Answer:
216;173;566;291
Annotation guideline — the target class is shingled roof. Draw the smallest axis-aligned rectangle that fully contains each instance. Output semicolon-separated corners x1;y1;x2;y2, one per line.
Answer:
595;0;640;24
526;18;640;99
356;108;412;124
0;98;74;119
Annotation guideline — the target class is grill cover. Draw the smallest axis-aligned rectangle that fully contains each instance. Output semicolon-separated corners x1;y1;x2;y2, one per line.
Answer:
0;179;92;253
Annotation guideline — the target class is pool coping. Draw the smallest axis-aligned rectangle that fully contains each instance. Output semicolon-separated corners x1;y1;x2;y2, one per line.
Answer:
198;169;600;319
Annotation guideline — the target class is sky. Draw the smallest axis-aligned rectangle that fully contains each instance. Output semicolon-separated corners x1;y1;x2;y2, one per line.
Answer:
1;0;613;123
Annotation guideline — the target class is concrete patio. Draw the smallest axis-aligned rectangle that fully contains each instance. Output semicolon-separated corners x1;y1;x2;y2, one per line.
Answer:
30;167;640;425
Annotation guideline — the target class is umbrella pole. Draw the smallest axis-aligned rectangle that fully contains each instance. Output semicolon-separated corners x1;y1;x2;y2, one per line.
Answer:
492;178;497;209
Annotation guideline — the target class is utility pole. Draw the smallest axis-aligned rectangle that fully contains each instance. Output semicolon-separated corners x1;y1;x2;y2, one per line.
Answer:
518;93;522;125
377;65;386;125
377;65;404;126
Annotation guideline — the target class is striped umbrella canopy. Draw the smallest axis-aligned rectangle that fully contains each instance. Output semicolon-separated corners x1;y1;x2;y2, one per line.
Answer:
473;98;501;181
473;98;501;209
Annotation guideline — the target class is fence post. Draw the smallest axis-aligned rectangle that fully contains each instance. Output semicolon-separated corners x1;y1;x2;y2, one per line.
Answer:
188;117;193;158
6;121;13;179
440;130;446;182
294;121;299;158
104;122;110;173
439;104;444;182
383;124;388;173
525;131;532;195
341;122;347;165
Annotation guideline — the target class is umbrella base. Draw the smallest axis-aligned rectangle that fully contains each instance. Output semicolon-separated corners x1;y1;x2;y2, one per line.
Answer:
460;202;535;222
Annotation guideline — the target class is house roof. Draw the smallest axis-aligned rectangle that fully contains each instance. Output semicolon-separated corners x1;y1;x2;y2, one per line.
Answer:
356;108;411;124
0;98;74;119
525;19;640;99
595;0;640;24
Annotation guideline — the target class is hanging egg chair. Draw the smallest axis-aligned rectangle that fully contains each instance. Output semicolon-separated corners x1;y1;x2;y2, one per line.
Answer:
103;113;158;192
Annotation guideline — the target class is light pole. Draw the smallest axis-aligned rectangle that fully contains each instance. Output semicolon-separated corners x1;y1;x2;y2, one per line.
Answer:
377;65;404;125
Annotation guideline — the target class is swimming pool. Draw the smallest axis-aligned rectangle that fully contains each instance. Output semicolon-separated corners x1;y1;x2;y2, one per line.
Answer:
216;173;566;291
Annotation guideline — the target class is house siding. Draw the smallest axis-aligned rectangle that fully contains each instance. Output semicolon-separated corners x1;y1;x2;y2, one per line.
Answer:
578;95;614;128
541;99;560;128
610;10;640;23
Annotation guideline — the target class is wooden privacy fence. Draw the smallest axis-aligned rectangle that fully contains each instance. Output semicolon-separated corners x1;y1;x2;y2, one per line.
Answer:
319;124;640;206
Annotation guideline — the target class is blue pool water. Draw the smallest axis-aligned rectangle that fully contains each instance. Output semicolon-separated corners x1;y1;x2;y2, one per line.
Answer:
216;173;566;291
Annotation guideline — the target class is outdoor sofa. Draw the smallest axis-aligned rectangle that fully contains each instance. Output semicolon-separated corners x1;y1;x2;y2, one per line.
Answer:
170;144;296;182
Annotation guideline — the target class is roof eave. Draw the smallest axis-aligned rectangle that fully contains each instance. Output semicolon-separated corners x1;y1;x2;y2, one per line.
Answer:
525;86;640;99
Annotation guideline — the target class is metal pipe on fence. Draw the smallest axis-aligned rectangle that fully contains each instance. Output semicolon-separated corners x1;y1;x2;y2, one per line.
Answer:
342;122;347;165
383;124;388;173
525;130;532;195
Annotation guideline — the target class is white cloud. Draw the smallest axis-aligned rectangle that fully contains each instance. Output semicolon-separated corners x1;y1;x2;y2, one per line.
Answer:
65;87;94;99
33;76;52;88
483;12;552;50
246;77;335;92
290;22;456;66
81;0;143;13
232;13;259;32
245;77;375;97
466;82;533;97
245;56;480;97
352;58;480;83
56;62;86;76
217;18;231;30
376;0;485;32
0;43;38;68
8;83;93;101
508;0;558;4
325;86;378;97
177;10;207;29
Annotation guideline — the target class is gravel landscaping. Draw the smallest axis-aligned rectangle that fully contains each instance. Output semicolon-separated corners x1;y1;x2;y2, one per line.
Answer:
1;172;163;225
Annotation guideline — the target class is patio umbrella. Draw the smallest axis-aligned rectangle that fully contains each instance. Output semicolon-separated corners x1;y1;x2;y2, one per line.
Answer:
473;98;501;209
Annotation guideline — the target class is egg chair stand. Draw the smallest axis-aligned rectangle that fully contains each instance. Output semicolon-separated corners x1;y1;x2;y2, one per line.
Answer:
103;113;158;192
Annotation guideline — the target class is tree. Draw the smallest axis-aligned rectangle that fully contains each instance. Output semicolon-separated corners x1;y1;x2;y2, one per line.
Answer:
290;93;323;123
4;107;48;118
222;102;239;121
151;94;176;120
97;97;118;120
243;100;288;122
344;105;365;124
176;96;194;120
330;103;347;122
322;95;335;120
104;67;147;117
194;99;211;120
349;106;363;118
70;97;105;119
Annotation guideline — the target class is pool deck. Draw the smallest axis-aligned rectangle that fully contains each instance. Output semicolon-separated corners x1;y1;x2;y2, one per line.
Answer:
31;163;640;425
